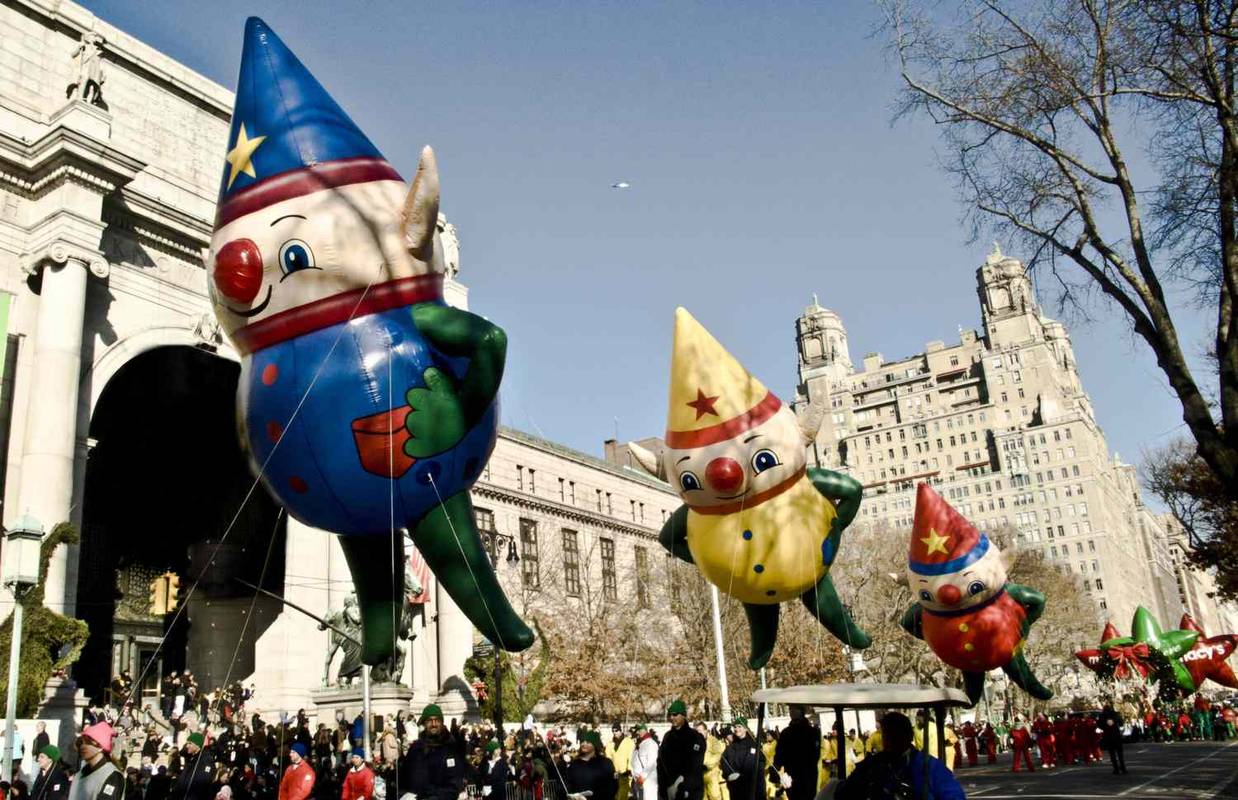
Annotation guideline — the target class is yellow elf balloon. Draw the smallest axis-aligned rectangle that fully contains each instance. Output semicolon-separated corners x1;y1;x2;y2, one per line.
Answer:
631;308;870;668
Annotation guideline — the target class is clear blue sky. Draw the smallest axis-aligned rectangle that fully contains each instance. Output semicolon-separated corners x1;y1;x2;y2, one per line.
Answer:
86;0;1211;472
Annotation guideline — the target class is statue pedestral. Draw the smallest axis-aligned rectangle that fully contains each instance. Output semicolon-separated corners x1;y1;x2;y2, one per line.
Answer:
40;675;87;755
310;680;414;731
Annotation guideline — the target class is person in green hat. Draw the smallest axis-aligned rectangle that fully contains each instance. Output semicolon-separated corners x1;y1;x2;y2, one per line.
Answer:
721;717;765;800
562;730;615;800
400;704;467;800
480;740;509;800
173;731;215;800
657;700;704;800
33;744;68;800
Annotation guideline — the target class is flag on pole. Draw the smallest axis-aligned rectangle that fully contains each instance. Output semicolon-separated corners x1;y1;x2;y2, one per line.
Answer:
409;545;430;604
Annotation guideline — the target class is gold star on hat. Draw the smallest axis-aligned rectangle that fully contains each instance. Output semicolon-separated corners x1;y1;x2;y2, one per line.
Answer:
921;527;950;556
225;123;267;189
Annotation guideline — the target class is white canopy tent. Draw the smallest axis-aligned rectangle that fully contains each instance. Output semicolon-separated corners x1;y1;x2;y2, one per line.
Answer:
751;684;971;782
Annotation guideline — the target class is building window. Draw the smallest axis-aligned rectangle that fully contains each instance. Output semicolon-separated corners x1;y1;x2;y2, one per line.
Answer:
630;499;637;520
634;546;650;609
1099;599;1107;610
570;480;576;504
666;554;680;604
600;538;617;601
517;465;524;490
475;507;495;533
562;529;580;597
528;468;536;493
559;477;566;501
596;488;603;511
1095;578;1104;590
519;518;540;588
950;355;959;366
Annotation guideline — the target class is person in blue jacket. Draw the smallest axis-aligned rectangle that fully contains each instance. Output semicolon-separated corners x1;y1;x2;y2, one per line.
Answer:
835;712;965;800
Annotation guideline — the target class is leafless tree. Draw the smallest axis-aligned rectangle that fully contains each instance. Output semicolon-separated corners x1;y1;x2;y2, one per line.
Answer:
881;0;1238;504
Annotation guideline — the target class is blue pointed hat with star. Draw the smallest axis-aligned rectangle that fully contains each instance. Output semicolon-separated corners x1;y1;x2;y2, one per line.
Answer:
215;17;402;230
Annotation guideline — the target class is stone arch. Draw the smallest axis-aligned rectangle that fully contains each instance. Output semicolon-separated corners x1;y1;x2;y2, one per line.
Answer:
83;323;239;420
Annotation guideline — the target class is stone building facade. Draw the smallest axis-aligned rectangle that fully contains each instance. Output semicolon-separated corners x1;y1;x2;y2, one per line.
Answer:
791;246;1214;633
0;0;679;720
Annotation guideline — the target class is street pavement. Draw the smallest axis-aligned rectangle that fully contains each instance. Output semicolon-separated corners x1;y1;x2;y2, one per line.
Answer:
950;740;1238;798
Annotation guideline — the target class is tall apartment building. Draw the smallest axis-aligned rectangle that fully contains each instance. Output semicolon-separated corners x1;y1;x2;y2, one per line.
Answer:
791;247;1185;629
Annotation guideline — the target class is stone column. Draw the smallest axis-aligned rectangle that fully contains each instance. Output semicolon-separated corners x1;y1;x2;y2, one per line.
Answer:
434;583;475;719
16;248;102;614
248;517;331;718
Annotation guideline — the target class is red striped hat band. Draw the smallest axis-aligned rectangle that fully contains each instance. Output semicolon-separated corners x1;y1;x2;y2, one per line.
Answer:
665;392;782;449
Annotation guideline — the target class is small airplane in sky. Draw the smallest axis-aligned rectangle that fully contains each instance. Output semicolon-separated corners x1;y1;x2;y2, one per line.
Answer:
611;181;630;189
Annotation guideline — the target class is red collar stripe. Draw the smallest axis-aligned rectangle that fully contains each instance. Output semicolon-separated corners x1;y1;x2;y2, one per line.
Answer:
233;274;443;355
665;392;782;449
688;466;806;516
214;157;403;230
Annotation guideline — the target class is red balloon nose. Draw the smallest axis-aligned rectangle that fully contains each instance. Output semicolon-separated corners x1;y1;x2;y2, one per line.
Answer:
705;457;744;493
937;584;962;606
213;238;263;304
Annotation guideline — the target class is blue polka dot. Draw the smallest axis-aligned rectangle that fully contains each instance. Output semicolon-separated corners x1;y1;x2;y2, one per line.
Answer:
753;563;765;573
742;529;753;540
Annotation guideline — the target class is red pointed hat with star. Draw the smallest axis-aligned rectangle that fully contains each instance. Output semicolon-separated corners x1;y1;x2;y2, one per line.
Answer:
908;483;990;576
665;307;782;449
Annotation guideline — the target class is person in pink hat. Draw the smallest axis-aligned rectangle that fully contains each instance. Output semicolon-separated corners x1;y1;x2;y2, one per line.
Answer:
68;723;124;800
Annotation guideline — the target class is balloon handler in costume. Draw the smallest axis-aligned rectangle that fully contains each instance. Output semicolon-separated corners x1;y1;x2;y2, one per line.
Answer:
898;484;1051;704
630;308;869;669
209;18;533;665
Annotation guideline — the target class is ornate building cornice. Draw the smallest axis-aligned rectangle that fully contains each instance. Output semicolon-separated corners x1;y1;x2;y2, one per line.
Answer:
472;481;661;542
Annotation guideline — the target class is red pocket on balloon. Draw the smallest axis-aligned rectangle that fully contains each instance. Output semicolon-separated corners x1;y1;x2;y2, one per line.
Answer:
351;406;415;478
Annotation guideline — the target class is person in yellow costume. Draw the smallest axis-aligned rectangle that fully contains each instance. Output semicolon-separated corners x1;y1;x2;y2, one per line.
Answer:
912;711;957;769
761;732;778;800
820;725;856;781
864;727;883;757
695;722;724;800
846;730;865;764
630;309;870;669
612;725;636;800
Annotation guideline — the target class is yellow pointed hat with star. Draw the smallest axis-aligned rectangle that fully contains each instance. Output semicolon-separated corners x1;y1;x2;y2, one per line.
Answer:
665;308;782;449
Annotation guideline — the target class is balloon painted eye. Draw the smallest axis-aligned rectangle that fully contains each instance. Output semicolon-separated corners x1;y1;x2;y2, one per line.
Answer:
968;580;986;596
680;471;702;492
278;239;316;277
919;590;933;603
751;449;780;473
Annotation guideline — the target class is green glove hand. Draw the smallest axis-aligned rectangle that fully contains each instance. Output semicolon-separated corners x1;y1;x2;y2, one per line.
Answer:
404;366;466;458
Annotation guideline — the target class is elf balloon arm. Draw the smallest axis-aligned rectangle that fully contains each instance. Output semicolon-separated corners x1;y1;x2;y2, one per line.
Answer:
658;505;694;565
808;469;863;531
1005;583;1046;629
404;305;505;459
900;603;925;640
411;304;506;421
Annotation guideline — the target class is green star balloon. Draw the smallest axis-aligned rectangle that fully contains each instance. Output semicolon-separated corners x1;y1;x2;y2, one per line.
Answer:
1101;606;1199;692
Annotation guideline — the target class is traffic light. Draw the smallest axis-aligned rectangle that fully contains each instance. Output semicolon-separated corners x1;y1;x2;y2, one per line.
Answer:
149;576;167;615
165;572;180;610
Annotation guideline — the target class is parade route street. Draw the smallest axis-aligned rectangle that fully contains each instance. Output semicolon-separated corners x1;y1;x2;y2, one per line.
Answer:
954;740;1238;798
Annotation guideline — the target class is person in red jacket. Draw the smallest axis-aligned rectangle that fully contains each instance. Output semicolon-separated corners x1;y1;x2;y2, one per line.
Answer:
280;743;316;800
1053;717;1074;765
1032;715;1055;768
1009;717;1035;773
341;748;375;800
1071;716;1094;764
961;722;978;767
980;724;997;764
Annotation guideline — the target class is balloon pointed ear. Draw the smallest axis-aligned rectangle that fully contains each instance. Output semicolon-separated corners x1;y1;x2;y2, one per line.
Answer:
798;399;825;443
628;442;665;481
402;145;440;262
